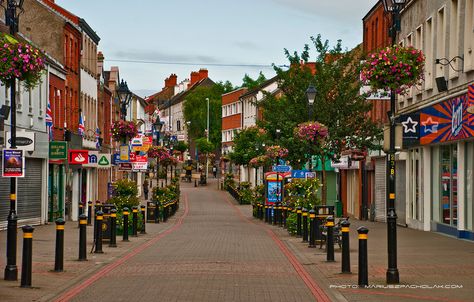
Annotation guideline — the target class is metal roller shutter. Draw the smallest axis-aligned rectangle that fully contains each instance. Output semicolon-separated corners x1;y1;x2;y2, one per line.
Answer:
17;158;42;224
0;170;11;229
375;157;386;222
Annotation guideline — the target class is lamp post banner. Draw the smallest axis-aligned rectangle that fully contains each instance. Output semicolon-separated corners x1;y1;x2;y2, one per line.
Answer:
2;149;24;177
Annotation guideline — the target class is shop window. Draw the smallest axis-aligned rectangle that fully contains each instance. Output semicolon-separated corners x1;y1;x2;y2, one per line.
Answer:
409;149;423;221
439;144;457;226
466;142;474;231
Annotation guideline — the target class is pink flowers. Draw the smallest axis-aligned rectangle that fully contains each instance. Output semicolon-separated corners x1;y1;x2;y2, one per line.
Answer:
249;155;270;168
295;122;328;143
147;146;170;162
0;35;46;89
266;145;289;159
361;46;425;95
110;120;139;141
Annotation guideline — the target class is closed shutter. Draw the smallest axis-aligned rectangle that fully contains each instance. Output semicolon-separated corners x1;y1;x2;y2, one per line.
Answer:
375;158;386;222
0;170;11;229
17;158;43;224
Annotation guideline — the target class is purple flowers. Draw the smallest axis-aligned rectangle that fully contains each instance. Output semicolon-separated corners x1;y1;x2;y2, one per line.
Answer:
361;46;425;95
0;35;46;89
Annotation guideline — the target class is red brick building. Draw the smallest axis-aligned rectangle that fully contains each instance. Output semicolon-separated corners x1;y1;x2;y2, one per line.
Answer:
221;88;247;153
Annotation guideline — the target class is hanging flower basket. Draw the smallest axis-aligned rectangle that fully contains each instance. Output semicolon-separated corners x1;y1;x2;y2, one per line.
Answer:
0;34;46;89
295;121;329;144
249;155;271;168
111;120;138;142
265;145;288;159
147;146;170;162
361;45;425;95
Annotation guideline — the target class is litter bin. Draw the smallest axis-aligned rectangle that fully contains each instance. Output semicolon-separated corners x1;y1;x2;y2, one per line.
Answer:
102;203;116;240
147;201;156;222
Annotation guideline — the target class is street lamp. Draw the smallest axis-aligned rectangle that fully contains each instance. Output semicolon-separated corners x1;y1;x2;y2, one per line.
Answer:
206;97;210;181
2;0;25;282
306;85;317;121
117;79;132;121
382;0;406;285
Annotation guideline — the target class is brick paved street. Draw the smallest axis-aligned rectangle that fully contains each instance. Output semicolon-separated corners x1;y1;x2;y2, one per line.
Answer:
2;179;474;302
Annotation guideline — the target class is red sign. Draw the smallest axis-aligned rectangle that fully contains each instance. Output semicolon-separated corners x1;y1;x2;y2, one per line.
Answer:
136;155;148;162
129;152;137;162
68;150;89;165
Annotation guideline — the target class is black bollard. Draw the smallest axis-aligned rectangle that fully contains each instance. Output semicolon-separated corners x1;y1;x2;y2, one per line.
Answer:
271;204;276;225
87;201;93;226
308;209;316;248
94;211;104;253
154;201;160;224
123;208;130;242
302;208;308;242
358;226;369;287
296;207;302;236
78;214;87;261
54;218;65;272
78;203;83;228
20;225;34;288
326;216;335;262
140;205;146;234
132;206;138;237
341;219;351;273
264;205;269;223
278;203;283;226
109;209;117;248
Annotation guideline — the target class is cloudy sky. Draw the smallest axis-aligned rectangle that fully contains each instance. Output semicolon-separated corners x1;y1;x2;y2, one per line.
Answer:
56;0;378;97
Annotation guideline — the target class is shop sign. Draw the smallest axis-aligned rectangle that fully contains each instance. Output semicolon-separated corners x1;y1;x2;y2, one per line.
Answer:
98;154;111;168
118;163;132;171
5;131;35;151
2;149;24;177
68;150;89;165
83;151;99;167
331;156;359;170
49;141;68;160
112;153;120;165
420;84;474;145
119;145;129;162
400;113;420;148
132;162;148;171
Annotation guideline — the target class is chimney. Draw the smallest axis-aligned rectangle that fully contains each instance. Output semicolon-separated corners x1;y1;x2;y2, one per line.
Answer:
189;71;200;88
169;73;177;86
97;51;104;77
198;69;208;81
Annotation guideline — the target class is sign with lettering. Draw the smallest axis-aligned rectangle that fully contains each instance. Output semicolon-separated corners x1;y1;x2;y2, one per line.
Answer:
49;141;68;160
400;113;420;148
2;149;24;177
420;84;474;145
120;145;129;162
68;150;89;165
5;131;35;151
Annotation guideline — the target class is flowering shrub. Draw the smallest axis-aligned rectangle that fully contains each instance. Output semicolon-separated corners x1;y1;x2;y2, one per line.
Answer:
265;145;288;159
361;46;425;95
147;146;170;162
284;178;321;209
295;122;329;143
249;155;271;168
0;34;46;89
111;120;138;142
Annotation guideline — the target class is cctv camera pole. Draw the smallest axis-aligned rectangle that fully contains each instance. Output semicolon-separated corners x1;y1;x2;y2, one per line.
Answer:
4;1;19;281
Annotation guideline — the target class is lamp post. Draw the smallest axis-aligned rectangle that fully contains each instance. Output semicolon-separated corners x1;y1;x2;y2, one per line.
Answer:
306;85;317;172
3;0;24;282
152;117;164;188
206;97;210;181
382;0;406;285
117;79;132;121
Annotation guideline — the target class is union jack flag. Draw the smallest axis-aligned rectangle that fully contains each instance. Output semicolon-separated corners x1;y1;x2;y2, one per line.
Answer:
95;127;101;149
45;99;53;141
78;113;85;136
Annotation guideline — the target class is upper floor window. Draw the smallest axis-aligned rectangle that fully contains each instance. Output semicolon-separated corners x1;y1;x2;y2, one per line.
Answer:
177;120;181;131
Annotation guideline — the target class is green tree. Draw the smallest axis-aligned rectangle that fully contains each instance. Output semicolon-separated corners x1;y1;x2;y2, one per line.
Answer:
258;34;382;204
241;71;267;90
183;82;234;149
173;141;188;153
195;137;214;154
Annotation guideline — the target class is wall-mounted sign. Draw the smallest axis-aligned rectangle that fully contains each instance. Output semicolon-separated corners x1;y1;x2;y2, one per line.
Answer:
132;162;148;171
68;150;89;165
49;141;68;160
84;151;99;167
420;84;474;145
98;154;111;168
118;162;132;171
2;149;24;177
112;153;120;165
400;113;420;148
5;131;35;151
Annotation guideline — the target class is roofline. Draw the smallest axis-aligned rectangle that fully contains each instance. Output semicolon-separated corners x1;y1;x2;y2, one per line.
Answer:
240;75;279;98
79;18;100;44
362;0;382;22
221;87;247;97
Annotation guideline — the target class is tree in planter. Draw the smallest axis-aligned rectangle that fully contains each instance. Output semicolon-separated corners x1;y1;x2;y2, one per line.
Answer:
258;34;382;204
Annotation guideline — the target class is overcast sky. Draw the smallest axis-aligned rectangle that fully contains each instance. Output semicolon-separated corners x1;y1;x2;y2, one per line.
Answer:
56;0;378;97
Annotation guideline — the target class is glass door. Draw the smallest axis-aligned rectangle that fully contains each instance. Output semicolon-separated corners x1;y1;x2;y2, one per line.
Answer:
440;145;457;226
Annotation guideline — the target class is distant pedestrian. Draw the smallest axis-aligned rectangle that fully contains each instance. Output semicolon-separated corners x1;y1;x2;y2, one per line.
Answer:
143;179;149;200
212;166;217;178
